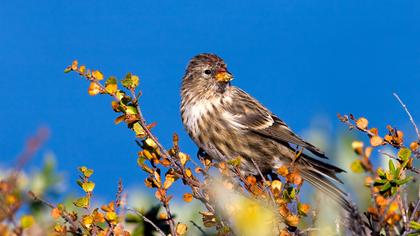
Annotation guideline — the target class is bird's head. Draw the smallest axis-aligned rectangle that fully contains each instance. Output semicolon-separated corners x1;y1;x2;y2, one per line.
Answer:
182;53;233;93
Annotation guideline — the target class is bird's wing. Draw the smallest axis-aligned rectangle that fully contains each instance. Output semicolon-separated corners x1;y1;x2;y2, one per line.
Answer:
226;87;327;158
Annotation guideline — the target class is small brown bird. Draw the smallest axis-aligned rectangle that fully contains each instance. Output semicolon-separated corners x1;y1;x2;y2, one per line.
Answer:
180;53;351;211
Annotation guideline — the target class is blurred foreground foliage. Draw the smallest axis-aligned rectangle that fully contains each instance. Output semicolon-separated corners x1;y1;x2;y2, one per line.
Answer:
0;61;418;236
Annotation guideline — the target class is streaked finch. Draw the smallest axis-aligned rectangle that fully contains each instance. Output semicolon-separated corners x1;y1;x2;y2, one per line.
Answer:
180;53;351;211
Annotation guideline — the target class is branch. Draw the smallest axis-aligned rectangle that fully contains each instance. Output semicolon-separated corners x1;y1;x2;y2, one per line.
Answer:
393;93;420;141
127;208;166;236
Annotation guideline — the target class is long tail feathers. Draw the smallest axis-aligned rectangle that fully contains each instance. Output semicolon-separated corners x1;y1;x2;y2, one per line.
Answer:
297;155;352;212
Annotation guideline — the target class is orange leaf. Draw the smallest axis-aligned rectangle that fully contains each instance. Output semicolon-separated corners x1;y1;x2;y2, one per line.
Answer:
183;193;193;203
410;141;419;151
277;166;289;176
88;82;102;96
51;207;61;219
356;117;368;129
370;136;383;147
71;60;78;70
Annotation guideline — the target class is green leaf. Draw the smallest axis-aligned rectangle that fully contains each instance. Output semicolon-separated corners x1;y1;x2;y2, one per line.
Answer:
380;181;391;192
350;160;364;173
64;67;72;73
377;168;386;178
389;160;396;176
73;196;90;208
125;106;138;115
398;148;412;161
395;176;413;186
410;221;420;230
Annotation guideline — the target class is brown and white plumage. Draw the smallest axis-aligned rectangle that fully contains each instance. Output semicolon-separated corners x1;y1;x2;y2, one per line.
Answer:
180;53;352;211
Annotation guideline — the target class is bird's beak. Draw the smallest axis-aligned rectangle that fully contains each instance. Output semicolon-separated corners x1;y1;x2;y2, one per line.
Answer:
215;70;233;83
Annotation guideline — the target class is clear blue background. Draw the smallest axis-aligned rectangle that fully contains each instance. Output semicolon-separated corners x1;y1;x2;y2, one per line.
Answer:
1;1;419;197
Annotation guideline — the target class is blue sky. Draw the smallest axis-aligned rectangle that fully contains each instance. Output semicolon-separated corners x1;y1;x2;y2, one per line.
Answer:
1;1;419;197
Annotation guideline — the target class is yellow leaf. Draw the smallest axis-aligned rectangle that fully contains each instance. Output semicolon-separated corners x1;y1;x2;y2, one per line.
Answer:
183;193;193;203
105;212;118;223
73;196;90;208
178;152;190;166
270;180;282;192
145;138;158;149
20;215;35;229
82;215;94;228
92;70;104;80
79;65;86;74
176;223;188;235
133;123;146;137
88;82;102;96
82;181;95;192
163;176;175;189
185;168;192;177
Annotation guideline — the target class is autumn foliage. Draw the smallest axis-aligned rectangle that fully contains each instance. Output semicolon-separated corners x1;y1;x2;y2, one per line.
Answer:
0;61;419;236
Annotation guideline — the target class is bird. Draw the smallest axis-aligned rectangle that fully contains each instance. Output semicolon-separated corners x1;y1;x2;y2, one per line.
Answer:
180;53;352;211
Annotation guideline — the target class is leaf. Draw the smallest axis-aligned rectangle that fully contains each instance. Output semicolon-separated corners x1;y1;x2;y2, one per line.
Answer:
71;60;78;70
51;207;61;219
395;176;413;186
389;159;396;176
380;182;391;193
92;70;104;80
285;215;299;227
73;196;90;208
121;73;140;89
410;221;420;230
82;181;95;192
298;203;310;216
79;166;94;178
88;82;102;96
82;215;94;228
183;193;193;203
114;115;125;125
370;136;383;147
351;141;364;155
271;180;282;192
178;152;190;166
410;141;419;151
145;138;158;149
125;106;138;115
64;66;72;73
20;215;35;229
398;148;412;161
105;76;118;94
277;166;289;176
176;223;188;235
132;123;146;137
350;160;364;173
356;117;368;129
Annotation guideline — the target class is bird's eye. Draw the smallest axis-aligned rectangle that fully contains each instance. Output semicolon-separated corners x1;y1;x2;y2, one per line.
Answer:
204;69;212;75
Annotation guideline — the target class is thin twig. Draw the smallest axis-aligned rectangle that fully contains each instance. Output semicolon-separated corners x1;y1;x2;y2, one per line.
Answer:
127;208;166;236
379;150;420;174
250;158;277;206
190;220;208;235
393;93;420;140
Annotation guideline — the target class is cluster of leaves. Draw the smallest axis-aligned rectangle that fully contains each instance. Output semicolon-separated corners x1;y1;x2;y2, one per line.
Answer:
338;111;420;235
64;61;321;235
0;128;63;236
40;166;132;236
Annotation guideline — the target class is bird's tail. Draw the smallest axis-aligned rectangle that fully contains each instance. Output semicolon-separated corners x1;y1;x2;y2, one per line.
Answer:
296;155;352;212
294;155;367;235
